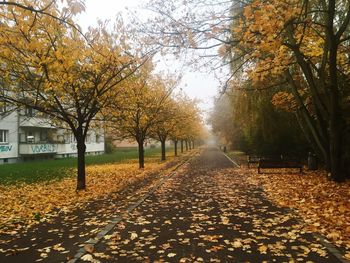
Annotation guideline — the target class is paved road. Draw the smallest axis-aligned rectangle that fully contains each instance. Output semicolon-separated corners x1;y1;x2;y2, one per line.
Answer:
79;148;341;262
1;148;343;262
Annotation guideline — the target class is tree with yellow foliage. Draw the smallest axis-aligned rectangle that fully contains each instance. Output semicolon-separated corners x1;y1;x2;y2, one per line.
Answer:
168;96;192;156
0;0;86;31
176;94;203;151
0;2;144;190
106;66;174;168
151;89;204;159
234;0;350;181
144;0;350;181
151;95;179;161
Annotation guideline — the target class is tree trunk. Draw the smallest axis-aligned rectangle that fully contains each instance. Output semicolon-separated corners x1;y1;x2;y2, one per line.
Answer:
295;111;322;159
181;140;184;153
185;140;188;151
161;139;166;161
192;141;195;149
76;136;87;191
174;140;178;156
285;70;330;167
138;140;145;169
328;31;343;181
329;113;342;181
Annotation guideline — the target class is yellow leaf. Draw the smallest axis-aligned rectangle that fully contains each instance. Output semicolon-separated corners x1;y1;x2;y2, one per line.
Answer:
130;232;138;240
233;240;242;248
258;245;268;254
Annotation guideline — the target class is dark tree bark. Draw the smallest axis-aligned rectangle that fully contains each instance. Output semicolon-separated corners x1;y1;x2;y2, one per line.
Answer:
185;140;188;151
161;139;166;161
76;131;87;191
285;70;330;169
328;8;343;181
283;6;349;181
181;140;184;153
295;110;324;160
137;139;145;168
174;140;178;156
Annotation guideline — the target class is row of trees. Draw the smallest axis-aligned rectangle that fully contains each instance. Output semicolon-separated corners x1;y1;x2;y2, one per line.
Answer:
0;0;204;190
209;89;310;156
225;0;350;181
105;66;204;169
142;0;350;182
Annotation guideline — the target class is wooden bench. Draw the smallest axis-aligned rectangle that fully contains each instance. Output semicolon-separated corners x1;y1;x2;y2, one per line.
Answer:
247;155;260;168
248;155;282;168
258;159;303;174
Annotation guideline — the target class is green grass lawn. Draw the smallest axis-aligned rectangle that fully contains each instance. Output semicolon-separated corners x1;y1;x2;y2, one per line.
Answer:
0;147;174;185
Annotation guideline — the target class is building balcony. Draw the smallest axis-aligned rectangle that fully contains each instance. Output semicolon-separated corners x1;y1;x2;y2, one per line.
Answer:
57;142;105;154
19;143;58;155
19;116;56;128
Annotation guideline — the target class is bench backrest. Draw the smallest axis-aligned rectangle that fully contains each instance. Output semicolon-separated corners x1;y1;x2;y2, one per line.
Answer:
247;155;260;162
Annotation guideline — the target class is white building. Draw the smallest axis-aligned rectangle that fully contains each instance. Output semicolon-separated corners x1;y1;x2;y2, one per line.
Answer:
0;106;105;164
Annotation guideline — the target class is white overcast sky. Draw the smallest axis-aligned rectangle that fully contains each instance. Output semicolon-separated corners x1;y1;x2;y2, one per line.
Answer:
77;0;221;118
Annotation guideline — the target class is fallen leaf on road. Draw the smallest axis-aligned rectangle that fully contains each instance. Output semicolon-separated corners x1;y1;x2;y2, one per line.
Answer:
84;244;94;254
130;232;138;240
258;245;268;254
232;240;242;248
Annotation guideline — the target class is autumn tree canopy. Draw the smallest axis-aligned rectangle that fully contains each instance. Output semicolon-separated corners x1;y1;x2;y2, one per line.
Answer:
105;64;174;169
0;1;147;190
144;0;350;181
232;0;350;181
105;65;204;168
150;89;180;161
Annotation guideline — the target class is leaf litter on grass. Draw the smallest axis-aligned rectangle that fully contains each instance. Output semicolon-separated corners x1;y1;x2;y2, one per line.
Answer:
244;167;350;259
0;161;168;232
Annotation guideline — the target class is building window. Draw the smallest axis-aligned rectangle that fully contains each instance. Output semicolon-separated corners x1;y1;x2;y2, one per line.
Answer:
70;133;76;143
25;106;35;117
0;130;9;143
40;130;48;141
26;131;34;143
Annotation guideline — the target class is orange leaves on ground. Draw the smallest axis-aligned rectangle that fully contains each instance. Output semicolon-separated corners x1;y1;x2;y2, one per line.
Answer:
0;161;165;231
245;168;350;255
